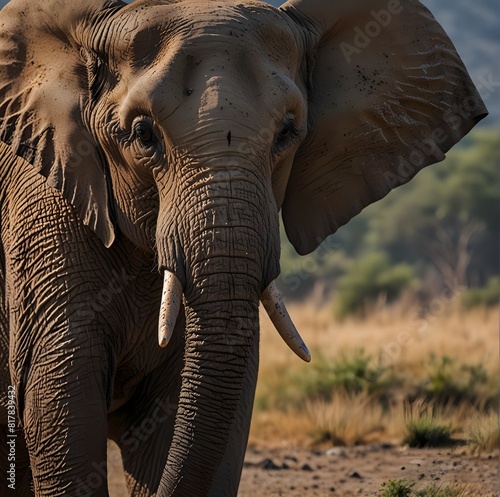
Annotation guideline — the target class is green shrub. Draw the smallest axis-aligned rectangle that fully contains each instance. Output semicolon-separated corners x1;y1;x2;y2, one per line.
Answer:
254;349;394;411
404;417;454;448
293;349;397;404
301;349;386;398
335;252;414;319
423;355;463;403
379;479;414;497
379;480;473;497
461;276;500;309
419;354;497;407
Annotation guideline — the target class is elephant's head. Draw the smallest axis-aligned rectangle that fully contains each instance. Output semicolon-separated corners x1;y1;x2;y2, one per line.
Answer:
0;0;487;495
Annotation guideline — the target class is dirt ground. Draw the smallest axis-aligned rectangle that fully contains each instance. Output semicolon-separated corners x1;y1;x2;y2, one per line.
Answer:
107;442;499;496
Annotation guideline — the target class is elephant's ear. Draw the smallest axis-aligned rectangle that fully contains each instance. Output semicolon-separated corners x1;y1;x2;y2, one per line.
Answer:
280;0;488;255
0;0;125;247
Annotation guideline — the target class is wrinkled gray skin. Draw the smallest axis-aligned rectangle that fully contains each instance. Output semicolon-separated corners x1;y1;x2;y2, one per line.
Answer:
0;0;486;495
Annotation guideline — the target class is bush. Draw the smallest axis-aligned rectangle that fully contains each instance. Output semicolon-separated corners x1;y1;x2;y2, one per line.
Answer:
379;479;414;497
461;276;500;309
291;349;395;404
379;480;470;497
467;410;499;455
335;252;414;319
254;350;394;411
404;417;454;448
418;354;497;407
302;349;386;398
305;391;386;446
422;354;469;404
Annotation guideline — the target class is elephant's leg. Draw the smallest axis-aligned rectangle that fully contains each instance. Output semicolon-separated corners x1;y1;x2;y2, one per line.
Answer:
108;368;182;497
108;322;185;497
20;351;110;497
4;169;116;496
7;293;111;497
110;393;175;497
9;278;113;497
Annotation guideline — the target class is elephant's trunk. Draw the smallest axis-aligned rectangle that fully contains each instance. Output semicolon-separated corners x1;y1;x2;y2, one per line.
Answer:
158;287;260;496
155;166;279;496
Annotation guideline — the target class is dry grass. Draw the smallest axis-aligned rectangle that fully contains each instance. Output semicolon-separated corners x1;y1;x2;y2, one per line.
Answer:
304;391;391;445
251;302;499;451
378;479;481;497
466;409;499;455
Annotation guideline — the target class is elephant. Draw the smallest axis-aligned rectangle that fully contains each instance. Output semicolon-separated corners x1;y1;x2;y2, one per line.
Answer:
0;0;487;495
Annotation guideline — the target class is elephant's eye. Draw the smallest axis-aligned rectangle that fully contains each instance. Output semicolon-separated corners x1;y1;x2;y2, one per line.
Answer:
134;121;156;149
274;119;297;152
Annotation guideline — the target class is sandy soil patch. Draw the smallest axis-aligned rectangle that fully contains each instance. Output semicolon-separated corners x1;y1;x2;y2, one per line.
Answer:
108;441;499;496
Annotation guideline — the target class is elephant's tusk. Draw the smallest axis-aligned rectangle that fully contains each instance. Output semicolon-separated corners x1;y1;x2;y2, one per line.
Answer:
261;281;311;363
158;271;183;347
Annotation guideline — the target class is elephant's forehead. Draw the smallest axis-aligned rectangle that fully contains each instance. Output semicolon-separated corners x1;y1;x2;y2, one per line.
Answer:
115;0;300;68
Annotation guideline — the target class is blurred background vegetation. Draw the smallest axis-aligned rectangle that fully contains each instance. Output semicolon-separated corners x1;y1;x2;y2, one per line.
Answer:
277;127;499;318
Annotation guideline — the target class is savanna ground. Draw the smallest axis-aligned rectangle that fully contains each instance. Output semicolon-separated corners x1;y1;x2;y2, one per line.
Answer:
108;302;499;496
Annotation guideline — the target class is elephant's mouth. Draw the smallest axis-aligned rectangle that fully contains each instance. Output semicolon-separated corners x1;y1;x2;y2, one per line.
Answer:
157;270;311;362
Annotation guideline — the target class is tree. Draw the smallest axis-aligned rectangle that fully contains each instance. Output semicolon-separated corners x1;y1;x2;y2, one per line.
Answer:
365;128;499;287
278;127;499;300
